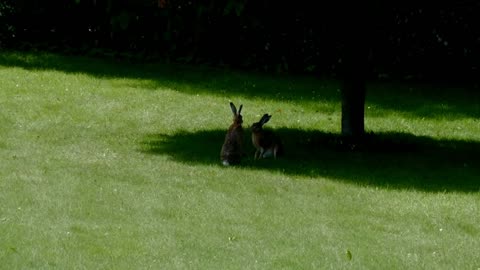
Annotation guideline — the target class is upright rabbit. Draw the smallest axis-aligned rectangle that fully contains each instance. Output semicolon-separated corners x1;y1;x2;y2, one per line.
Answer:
251;113;283;159
220;102;244;166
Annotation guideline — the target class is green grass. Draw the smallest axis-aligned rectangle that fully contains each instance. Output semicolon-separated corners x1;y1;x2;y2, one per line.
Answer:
1;51;479;269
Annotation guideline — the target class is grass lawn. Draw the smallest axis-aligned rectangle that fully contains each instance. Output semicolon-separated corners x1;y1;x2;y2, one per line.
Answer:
0;51;479;269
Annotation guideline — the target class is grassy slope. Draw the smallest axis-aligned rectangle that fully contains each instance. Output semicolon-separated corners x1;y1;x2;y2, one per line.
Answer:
0;52;479;269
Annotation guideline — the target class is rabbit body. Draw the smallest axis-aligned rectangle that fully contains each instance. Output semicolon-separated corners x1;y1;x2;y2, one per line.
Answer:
251;114;283;159
220;102;244;166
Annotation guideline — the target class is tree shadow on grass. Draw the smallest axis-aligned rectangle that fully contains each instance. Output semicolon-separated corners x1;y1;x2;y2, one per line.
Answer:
140;129;480;193
1;51;479;119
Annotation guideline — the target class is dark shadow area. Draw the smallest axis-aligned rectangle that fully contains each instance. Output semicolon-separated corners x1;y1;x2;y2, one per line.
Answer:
140;129;480;193
0;51;338;100
1;51;479;119
367;82;480;119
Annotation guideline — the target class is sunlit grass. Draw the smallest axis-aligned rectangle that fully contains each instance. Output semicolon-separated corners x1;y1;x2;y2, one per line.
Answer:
0;51;479;269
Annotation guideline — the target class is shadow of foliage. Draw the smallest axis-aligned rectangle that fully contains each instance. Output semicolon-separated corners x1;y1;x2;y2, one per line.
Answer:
141;129;480;193
1;51;479;119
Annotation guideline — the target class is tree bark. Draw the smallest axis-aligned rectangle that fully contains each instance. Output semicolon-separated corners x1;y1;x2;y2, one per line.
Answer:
339;2;370;138
341;72;366;137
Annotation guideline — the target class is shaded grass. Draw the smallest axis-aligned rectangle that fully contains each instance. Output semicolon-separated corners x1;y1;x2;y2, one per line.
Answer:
1;51;479;269
141;129;480;192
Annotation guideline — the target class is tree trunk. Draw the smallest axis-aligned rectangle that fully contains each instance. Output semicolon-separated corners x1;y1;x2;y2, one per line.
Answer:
339;2;370;138
341;73;366;137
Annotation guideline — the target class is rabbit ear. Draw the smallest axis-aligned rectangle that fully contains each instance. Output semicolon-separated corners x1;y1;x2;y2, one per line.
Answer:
260;114;271;125
229;102;237;115
237;105;243;115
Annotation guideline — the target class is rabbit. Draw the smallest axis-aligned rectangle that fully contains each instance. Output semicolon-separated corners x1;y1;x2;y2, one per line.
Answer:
251;113;284;159
220;102;244;166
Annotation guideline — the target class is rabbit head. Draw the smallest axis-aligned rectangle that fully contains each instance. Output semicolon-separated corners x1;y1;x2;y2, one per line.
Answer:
251;113;271;133
230;102;243;125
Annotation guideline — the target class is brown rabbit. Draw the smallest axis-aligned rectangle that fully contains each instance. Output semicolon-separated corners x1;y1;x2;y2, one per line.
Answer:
251;114;284;159
220;102;244;166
